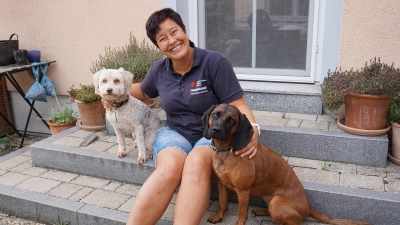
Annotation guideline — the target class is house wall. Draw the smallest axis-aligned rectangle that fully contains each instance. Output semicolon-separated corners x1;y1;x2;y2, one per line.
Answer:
339;0;400;69
1;0;163;134
1;0;163;95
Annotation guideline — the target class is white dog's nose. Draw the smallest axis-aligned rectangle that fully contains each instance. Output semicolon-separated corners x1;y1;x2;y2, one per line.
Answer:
107;88;113;94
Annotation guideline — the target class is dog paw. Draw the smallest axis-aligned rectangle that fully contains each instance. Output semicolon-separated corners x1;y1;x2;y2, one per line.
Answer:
148;152;153;159
117;152;126;158
207;214;223;224
252;207;270;216
137;156;146;164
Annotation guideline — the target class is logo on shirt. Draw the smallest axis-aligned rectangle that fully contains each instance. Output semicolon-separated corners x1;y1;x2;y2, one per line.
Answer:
190;80;208;95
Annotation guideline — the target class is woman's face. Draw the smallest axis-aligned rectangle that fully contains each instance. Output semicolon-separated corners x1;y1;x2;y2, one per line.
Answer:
156;18;190;61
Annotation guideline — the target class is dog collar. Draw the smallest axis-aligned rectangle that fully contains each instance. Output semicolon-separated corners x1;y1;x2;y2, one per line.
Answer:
110;97;129;108
210;140;233;154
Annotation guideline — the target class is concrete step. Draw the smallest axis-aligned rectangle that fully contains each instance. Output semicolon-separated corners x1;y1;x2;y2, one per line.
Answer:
2;144;331;225
23;127;400;225
241;81;322;115
108;108;389;167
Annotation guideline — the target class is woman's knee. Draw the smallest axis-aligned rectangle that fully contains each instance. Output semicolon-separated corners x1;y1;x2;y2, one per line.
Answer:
182;147;213;178
156;149;186;183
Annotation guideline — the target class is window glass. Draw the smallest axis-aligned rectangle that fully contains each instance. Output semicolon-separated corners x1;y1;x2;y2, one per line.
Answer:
205;0;310;71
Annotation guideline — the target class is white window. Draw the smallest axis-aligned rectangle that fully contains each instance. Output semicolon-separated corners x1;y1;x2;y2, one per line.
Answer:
197;0;318;83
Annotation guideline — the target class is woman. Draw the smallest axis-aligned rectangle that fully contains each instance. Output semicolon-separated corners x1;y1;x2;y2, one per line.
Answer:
126;8;259;225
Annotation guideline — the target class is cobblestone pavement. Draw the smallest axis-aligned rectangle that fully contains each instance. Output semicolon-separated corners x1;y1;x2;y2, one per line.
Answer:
0;129;399;224
1;110;399;224
1;134;47;225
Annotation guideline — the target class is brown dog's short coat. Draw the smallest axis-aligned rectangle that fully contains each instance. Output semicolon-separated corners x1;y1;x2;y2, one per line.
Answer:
202;104;370;225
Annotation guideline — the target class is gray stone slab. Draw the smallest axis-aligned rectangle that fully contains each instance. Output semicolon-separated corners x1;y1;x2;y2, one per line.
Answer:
39;126;81;144
385;178;400;193
30;142;155;185
303;181;400;225
68;187;93;202
260;125;388;167
20;166;48;176
299;120;329;131
0;183;171;225
70;175;110;189
118;196;135;212
0;171;31;187
80;189;130;209
0;184;83;225
244;92;322;115
0;145;30;163
0;154;31;170
293;167;339;185
15;177;62;194
47;183;84;199
340;173;385;191
40;170;79;182
77;204;128;225
240;81;321;95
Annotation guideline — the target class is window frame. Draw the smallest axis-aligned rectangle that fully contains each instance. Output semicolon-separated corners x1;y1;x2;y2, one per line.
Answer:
166;0;343;84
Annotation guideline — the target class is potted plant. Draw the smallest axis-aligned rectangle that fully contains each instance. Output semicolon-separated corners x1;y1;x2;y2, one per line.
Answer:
321;57;400;135
67;84;106;131
388;97;400;165
90;33;163;107
47;106;78;135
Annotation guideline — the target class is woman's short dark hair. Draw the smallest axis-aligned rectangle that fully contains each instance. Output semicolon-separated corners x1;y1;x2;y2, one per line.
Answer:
145;8;186;48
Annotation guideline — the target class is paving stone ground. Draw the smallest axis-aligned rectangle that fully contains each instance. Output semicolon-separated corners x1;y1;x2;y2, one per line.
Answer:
1;110;399;224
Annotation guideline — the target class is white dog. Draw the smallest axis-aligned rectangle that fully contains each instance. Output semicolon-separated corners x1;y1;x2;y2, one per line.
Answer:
93;68;162;163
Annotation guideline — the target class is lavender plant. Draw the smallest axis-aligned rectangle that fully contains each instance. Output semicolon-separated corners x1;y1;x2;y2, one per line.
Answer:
321;57;400;111
67;84;101;104
91;33;163;83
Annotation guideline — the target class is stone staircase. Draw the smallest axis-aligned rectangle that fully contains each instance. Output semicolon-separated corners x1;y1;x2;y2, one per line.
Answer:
1;82;399;224
242;81;388;167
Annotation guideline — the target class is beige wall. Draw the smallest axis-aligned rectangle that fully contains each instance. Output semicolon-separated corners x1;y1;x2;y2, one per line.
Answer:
339;0;400;70
1;0;163;95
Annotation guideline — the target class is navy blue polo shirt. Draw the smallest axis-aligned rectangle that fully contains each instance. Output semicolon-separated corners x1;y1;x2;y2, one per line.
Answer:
141;41;244;142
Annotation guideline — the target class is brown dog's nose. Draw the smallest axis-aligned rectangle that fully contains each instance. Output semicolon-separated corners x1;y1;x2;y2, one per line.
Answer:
107;88;112;94
211;126;220;134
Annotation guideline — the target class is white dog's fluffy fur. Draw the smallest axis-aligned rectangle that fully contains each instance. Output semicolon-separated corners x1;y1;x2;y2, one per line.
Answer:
93;68;162;163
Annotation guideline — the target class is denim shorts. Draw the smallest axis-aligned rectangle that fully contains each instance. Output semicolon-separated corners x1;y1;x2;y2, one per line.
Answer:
153;127;211;165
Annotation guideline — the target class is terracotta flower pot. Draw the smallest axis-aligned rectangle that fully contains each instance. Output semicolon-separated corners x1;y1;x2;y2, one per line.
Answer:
47;118;77;135
344;93;394;130
391;122;400;159
75;101;106;131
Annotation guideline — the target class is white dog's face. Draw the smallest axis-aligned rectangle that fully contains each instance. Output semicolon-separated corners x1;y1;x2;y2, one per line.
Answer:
93;68;133;102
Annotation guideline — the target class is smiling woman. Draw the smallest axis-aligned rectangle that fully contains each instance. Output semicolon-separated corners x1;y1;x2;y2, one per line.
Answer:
126;8;259;225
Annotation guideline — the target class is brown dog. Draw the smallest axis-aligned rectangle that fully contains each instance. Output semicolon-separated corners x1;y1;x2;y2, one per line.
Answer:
202;104;370;225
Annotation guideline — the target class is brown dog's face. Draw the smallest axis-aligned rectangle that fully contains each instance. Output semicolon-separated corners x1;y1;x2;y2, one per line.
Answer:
203;104;240;141
202;104;254;149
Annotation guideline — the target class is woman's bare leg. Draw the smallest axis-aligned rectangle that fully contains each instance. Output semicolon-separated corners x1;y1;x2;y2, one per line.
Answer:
126;148;186;225
173;146;214;225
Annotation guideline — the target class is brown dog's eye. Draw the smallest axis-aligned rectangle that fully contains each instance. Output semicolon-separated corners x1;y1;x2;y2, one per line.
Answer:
102;79;107;83
227;116;236;124
212;111;220;118
114;79;120;84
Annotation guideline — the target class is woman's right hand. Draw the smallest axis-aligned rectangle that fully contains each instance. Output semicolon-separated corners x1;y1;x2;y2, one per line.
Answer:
101;99;113;111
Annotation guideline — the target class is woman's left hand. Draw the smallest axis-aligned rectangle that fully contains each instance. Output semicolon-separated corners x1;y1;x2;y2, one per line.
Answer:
234;127;258;159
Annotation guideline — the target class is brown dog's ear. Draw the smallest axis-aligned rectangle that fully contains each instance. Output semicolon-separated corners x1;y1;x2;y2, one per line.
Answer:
231;112;254;149
93;69;104;95
202;105;217;139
